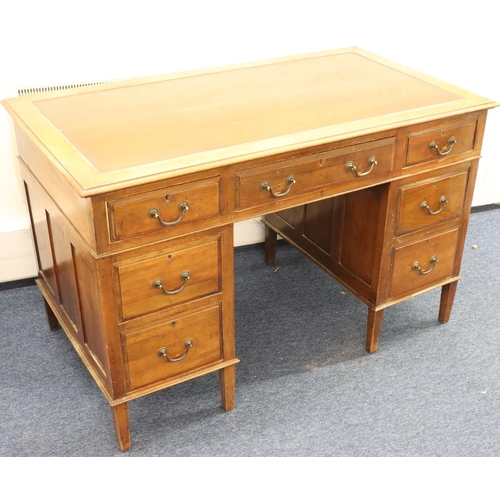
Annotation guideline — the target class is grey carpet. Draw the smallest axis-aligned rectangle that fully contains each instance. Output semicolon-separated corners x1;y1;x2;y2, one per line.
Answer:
1;207;499;456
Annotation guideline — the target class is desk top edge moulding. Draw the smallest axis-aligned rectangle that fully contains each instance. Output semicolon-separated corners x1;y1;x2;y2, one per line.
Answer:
2;47;498;452
3;47;497;197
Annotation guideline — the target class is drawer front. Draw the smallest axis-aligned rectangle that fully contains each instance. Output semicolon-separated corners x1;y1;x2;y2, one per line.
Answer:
108;176;221;241
116;239;220;320
390;229;459;299
122;304;222;391
396;170;468;235
235;137;395;210
405;118;478;167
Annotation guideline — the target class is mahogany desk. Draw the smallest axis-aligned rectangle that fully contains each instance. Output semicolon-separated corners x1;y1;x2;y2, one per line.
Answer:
2;48;497;451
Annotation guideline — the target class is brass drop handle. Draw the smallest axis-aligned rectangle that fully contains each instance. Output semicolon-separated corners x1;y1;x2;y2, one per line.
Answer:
261;174;296;198
412;255;438;275
149;201;189;226
157;339;194;363
428;136;457;156
345;155;377;177
421;196;448;215
153;271;191;295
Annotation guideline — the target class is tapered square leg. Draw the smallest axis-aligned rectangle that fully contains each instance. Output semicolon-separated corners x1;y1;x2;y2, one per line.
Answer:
112;402;131;452
219;365;236;411
43;297;60;331
264;225;278;266
439;281;458;324
366;308;384;354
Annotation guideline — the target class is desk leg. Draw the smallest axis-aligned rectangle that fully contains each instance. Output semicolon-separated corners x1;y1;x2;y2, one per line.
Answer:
112;402;131;452
366;308;384;354
43;297;60;331
219;365;236;411
264;225;278;265
438;281;458;324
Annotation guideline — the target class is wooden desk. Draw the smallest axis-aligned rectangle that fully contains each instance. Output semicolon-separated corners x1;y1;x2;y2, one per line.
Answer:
2;48;497;451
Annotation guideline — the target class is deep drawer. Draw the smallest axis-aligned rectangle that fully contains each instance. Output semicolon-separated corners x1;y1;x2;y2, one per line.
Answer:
107;176;221;241
121;304;222;391
115;239;220;320
396;170;468;235
235;137;395;210
404;117;478;168
389;229;459;299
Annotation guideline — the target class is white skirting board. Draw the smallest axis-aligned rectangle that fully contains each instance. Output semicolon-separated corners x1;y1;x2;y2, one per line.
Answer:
0;228;38;283
234;217;266;247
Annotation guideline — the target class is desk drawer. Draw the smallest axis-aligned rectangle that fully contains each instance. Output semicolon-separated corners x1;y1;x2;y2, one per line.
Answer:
389;229;459;299
115;239;220;320
108;176;221;242
235;137;395;210
122;304;222;391
404;117;478;168
396;170;468;235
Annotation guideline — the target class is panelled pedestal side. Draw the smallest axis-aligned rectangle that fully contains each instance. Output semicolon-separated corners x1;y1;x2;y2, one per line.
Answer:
263;112;487;353
22;161;113;395
20;158;238;452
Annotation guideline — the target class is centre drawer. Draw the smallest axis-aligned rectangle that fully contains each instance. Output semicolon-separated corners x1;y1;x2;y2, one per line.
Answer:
121;303;223;391
235;137;395;211
115;238;221;320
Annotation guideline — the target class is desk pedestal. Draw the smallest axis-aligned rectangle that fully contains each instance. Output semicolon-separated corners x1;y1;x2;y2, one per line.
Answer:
263;160;477;353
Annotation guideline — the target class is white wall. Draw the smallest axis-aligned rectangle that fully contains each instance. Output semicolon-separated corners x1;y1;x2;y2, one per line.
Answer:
1;0;499;282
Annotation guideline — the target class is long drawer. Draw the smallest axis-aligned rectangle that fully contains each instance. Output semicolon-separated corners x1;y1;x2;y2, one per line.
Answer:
235;137;395;211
